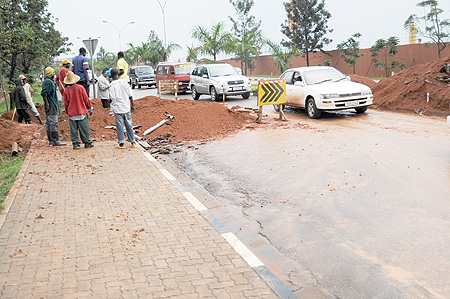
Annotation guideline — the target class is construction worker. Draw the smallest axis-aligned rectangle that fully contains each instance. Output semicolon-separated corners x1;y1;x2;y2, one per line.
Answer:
41;67;66;146
19;75;44;125
55;59;71;111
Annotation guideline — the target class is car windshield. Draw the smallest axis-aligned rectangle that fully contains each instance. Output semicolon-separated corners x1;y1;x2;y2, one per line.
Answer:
175;63;195;75
303;68;347;85
209;65;238;77
135;67;154;75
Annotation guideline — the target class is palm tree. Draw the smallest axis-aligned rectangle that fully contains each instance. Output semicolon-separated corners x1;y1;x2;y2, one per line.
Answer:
191;22;232;62
229;30;262;75
127;42;152;65
186;44;199;63
265;40;301;74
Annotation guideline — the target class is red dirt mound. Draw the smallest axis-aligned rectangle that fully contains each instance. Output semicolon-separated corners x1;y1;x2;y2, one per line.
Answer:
371;57;450;114
349;74;377;89
0;96;256;153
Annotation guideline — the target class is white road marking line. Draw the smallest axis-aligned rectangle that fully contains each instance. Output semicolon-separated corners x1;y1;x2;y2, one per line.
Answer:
182;192;208;212
221;232;264;268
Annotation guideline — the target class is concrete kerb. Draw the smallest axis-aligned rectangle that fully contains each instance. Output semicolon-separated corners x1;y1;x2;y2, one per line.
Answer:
137;145;297;299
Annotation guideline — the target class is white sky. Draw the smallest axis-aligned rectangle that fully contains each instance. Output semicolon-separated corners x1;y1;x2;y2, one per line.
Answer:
47;0;450;61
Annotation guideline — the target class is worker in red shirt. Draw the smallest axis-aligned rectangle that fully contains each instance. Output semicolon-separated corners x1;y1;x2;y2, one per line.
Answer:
55;59;71;111
63;71;94;150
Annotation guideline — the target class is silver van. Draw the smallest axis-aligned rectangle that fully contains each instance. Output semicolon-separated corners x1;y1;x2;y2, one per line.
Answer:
189;63;251;101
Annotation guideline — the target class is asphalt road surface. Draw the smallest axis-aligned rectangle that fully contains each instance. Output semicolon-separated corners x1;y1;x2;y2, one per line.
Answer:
134;86;450;298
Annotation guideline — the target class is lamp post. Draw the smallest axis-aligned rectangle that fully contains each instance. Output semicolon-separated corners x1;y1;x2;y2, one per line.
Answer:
155;0;168;45
103;20;135;51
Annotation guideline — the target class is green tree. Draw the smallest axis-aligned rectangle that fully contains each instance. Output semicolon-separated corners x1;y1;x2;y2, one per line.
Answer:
281;0;332;66
186;44;199;63
94;47;116;72
0;0;70;82
265;40;301;74
228;0;263;74
146;31;180;66
405;0;450;58
370;37;405;77
191;22;232;62
337;33;364;74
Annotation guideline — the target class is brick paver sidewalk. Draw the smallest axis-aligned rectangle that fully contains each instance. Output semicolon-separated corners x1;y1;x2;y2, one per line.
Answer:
0;141;277;298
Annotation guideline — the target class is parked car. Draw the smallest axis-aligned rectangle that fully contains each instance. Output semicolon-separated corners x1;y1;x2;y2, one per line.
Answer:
129;65;156;89
155;62;196;92
277;66;373;119
189;63;251;101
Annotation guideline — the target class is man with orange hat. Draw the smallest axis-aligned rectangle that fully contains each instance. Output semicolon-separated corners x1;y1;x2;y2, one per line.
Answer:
63;71;94;150
41;66;66;146
55;59;71;111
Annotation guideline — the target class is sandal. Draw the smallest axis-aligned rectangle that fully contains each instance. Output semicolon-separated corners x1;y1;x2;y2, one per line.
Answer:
115;144;125;149
131;143;138;148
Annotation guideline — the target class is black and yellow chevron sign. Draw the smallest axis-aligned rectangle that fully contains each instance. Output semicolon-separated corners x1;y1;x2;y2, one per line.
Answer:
257;79;286;106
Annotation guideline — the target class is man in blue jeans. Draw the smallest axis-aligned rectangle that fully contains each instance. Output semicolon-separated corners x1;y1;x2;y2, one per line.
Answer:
109;68;137;149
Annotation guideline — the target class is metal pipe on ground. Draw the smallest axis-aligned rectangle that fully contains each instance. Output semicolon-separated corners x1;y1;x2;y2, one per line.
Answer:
12;142;18;156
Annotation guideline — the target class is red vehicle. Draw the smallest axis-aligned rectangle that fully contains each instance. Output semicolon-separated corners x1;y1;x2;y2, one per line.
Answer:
155;62;196;92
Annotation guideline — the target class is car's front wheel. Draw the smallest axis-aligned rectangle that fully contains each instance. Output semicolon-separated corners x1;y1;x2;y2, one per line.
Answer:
131;81;136;89
191;86;200;100
355;106;367;114
306;98;321;119
210;87;219;102
242;92;250;99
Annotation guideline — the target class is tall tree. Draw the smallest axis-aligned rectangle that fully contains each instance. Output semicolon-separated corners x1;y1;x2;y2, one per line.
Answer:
186;44;199;63
191;22;232;62
146;31;180;66
405;0;450;58
265;39;301;74
281;0;332;66
0;0;70;82
228;0;263;74
370;37;405;77
95;47;116;71
337;33;364;74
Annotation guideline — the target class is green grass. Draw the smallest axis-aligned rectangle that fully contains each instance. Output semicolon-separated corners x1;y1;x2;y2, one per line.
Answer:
0;153;25;212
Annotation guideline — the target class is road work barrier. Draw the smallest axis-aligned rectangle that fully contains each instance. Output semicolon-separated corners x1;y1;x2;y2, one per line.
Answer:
256;79;286;122
158;79;178;100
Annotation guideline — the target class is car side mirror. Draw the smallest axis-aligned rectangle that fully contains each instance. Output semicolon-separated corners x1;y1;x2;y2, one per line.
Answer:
346;76;351;81
171;71;175;75
202;74;208;79
294;81;304;87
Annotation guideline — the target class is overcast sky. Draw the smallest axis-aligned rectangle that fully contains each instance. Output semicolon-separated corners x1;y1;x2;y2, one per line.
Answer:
47;0;450;61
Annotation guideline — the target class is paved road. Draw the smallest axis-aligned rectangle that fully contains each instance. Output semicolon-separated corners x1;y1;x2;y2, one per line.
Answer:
131;86;259;109
164;108;450;298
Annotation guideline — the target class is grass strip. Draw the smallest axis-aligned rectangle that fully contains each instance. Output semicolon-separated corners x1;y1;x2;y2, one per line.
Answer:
0;153;25;212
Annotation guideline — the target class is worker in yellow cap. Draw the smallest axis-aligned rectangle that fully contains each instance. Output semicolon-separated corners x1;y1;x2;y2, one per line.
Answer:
41;66;66;146
55;59;71;112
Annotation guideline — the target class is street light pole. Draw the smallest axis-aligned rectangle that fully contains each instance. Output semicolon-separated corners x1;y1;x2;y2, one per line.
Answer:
155;0;168;45
103;20;135;51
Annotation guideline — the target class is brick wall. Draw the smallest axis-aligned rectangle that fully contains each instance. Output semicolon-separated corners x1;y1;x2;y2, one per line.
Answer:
220;43;450;78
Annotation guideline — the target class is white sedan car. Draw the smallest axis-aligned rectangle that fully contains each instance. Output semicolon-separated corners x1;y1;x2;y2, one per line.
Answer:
277;66;373;119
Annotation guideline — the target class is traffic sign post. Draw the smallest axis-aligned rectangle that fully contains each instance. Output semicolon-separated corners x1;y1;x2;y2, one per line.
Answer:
83;38;99;99
257;79;287;122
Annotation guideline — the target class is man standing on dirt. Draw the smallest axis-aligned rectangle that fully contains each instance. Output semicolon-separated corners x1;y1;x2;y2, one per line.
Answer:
13;78;32;124
63;71;94;150
41;67;66;146
117;51;129;84
72;48;90;97
109;68;137;149
55;59;71;111
19;75;44;125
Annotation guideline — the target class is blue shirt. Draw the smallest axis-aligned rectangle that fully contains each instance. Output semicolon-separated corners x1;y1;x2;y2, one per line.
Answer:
71;55;89;81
